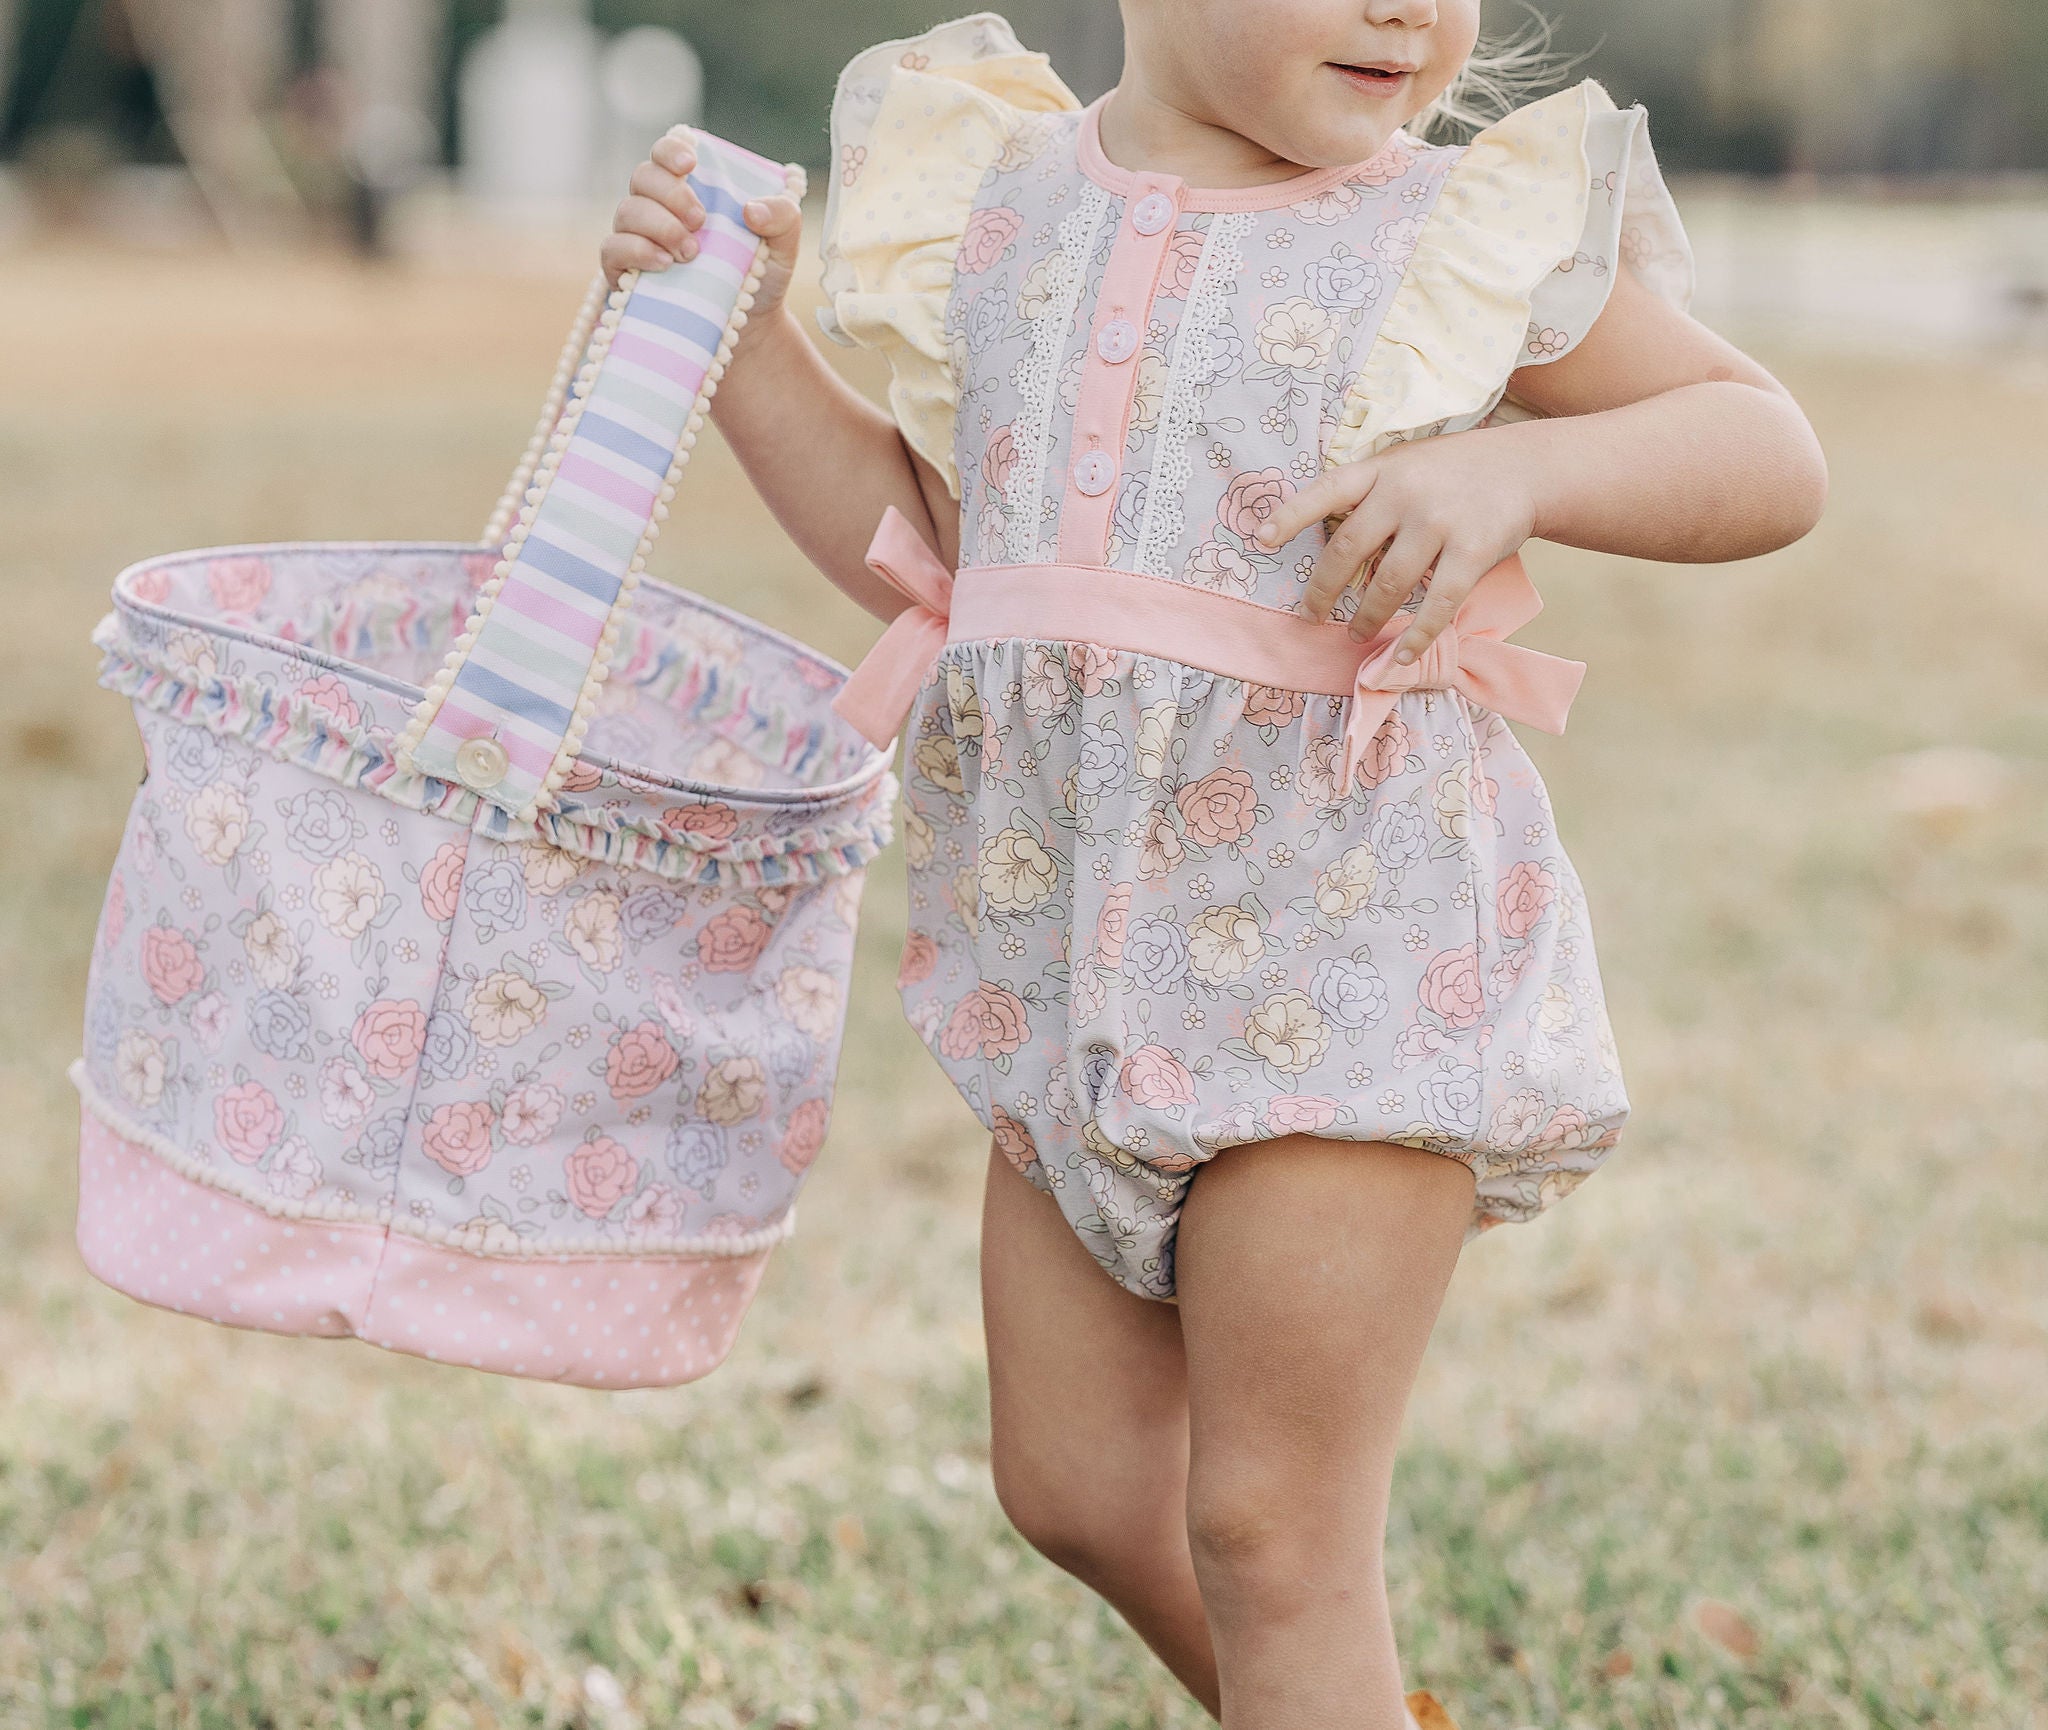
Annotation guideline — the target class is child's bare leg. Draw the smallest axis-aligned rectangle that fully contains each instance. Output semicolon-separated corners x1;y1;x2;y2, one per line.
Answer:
980;1149;1222;1714
1175;1136;1473;1730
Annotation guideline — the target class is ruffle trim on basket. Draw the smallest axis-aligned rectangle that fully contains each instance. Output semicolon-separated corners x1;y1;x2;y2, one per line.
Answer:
97;639;897;890
72;1060;796;1261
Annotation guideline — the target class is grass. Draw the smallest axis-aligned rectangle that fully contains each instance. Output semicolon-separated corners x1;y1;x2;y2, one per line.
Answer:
0;234;2044;1729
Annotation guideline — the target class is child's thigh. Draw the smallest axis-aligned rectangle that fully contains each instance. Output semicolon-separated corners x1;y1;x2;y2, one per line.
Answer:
1175;1137;1474;1494
980;1148;1190;1489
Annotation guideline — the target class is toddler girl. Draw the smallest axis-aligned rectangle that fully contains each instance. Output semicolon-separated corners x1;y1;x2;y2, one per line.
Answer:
605;4;1826;1723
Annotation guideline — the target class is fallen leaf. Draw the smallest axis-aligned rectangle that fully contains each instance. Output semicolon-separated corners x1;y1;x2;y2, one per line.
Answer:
1601;1649;1635;1679
1405;1691;1460;1730
1693;1598;1761;1660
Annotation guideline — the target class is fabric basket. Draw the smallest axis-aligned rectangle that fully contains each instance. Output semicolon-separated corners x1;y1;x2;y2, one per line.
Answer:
72;134;895;1388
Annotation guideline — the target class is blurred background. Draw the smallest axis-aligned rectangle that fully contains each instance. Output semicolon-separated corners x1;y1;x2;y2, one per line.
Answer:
1;4;2044;1728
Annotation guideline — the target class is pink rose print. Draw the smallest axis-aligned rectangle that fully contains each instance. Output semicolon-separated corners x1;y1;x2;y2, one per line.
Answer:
1267;1095;1341;1135
566;1135;639;1218
1536;1103;1591;1153
1242;685;1306;729
938;984;1030;1062
625;1183;687;1238
350;998;428;1080
991;1106;1039;1175
958;205;1023;274
1496;861;1558;941
141;926;205;1004
1176;768;1259;847
1093;882;1133;970
982;423;1018;494
698;904;773;973
128;567;172;604
1068;642;1117;697
561;759;606;793
1418;944;1486;1030
500;1082;564;1147
1355;715;1413;790
421;1100;496;1177
1218;468;1295;543
102;874;128;948
660;801;740;843
1120;1045;1198;1109
779;1097;831;1174
606;1021;680;1102
206;555;271;614
318;1058;375;1132
1184;537;1256;594
298;673;361;728
215;1081;285;1166
1349;141;1415;187
419;839;466;922
1158;228;1206;298
898;930;938;987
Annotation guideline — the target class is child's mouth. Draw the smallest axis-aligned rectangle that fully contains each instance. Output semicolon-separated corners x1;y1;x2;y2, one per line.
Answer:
1331;62;1415;97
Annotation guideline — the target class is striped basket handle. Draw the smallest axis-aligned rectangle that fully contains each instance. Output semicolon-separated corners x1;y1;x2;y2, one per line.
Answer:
399;131;804;823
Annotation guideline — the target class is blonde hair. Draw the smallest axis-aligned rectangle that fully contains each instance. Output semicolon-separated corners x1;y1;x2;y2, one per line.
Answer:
1409;6;1579;140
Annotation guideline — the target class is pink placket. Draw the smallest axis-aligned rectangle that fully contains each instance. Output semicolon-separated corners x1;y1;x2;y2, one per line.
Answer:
1055;174;1183;566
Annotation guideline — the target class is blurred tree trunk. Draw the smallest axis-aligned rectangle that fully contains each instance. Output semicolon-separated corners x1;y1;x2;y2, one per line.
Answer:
121;0;300;244
319;0;439;251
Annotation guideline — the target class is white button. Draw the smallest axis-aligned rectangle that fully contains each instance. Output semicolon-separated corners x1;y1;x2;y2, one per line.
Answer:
455;736;511;791
1130;192;1174;235
1095;318;1139;364
1072;451;1116;497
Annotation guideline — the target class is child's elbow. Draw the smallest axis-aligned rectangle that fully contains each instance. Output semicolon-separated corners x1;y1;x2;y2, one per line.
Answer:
1760;401;1830;551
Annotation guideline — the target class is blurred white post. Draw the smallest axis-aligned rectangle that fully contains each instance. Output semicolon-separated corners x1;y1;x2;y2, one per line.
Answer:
321;0;441;251
459;0;602;214
596;27;702;197
124;0;304;247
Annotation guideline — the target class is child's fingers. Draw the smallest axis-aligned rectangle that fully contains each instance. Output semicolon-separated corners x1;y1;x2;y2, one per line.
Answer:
1259;460;1375;552
742;195;804;245
612;192;694;261
1389;549;1486;664
628;159;705;231
1301;488;1396;622
600;231;673;287
1346;525;1441;642
649;129;697;177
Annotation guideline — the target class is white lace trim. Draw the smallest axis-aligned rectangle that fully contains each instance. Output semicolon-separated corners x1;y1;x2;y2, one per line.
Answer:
71;1059;794;1261
1134;211;1250;578
1006;179;1112;566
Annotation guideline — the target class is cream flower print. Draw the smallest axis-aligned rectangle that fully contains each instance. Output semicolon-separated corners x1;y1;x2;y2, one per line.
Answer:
913;734;964;796
699;1054;767;1125
243;908;300;988
903;807;937;869
980;826;1060;916
1243;992;1330;1074
1292;183;1364;225
313;852;385;941
1535;983;1576;1033
1017;252;1066;321
521;841;584;895
1255;299;1336;373
1134;702;1178;780
1313;844;1380;920
1187;902;1264;985
184;781;250;866
1020;646;1071;719
115;1029;167;1109
1126;349;1170;437
775;965;842;1040
945;664;985;740
469;969;549;1046
161;630;218;683
1434;762;1471;840
565;891;624;973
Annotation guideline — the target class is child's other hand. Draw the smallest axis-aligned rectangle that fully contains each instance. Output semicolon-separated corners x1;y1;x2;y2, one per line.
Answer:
601;129;803;327
1259;433;1540;666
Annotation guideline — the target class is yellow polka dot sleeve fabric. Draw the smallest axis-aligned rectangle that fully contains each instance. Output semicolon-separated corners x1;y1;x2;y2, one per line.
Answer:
1327;80;1695;466
818;16;1080;499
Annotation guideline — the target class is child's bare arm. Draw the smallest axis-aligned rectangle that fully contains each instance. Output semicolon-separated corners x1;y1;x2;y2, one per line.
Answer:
601;130;957;623
1260;268;1829;663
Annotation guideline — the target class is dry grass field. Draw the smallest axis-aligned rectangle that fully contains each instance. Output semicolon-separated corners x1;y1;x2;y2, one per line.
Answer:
0;231;2044;1729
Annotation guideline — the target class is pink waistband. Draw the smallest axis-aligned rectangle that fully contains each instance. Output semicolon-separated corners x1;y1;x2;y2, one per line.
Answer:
831;508;1587;788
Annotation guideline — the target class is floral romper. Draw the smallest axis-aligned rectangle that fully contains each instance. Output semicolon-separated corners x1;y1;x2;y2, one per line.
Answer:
820;16;1696;1300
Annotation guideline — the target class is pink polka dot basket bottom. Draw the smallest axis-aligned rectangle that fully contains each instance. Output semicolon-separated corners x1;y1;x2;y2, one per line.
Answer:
72;137;896;1387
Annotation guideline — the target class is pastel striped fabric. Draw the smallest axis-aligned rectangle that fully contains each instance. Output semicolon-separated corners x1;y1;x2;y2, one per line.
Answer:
408;133;792;816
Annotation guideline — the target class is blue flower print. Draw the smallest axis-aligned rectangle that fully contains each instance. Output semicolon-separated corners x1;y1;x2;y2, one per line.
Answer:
1369;801;1430;872
621;885;691;947
1074;716;1130;803
421;1009;477;1083
1308;244;1381;312
1418;1061;1482;1140
465;858;527;939
279;787;361;861
246;989;312;1060
667;1120;727;1197
1310;956;1389;1032
350;1108;408;1180
1124;916;1190;991
161;725;222;790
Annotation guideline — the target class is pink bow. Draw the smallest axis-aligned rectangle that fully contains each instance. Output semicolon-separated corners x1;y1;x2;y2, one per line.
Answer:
832;507;956;748
1338;557;1586;788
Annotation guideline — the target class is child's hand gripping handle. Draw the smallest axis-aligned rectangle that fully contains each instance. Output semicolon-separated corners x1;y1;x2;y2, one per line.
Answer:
399;132;805;824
